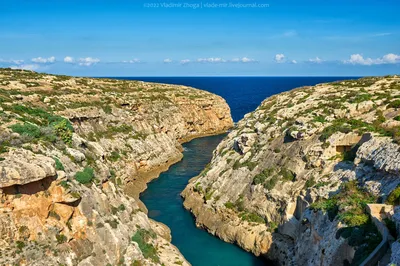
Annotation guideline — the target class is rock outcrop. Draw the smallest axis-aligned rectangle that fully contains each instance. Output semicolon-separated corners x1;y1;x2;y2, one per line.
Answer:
0;68;233;265
182;76;400;265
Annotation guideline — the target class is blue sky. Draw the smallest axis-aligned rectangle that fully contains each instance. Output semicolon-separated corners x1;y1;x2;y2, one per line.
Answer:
0;0;399;76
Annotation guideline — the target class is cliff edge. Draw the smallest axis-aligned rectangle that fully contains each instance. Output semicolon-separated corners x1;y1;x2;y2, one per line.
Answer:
0;68;233;266
182;75;400;265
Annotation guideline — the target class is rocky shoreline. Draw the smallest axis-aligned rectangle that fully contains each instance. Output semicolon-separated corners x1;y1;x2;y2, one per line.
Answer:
182;75;400;265
0;68;233;266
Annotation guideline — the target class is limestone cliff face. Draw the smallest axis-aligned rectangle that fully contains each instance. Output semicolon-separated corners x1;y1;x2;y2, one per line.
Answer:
0;68;233;266
182;76;400;265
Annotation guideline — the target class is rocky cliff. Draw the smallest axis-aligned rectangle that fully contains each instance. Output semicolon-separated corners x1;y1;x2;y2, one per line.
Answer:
0;68;233;266
182;75;400;265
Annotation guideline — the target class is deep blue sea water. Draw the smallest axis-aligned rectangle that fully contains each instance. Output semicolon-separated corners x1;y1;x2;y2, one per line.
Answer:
113;77;358;122
113;77;358;266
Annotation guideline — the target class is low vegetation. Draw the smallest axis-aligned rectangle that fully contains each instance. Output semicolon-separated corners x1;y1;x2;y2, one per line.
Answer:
311;181;376;226
252;167;295;190
74;167;95;184
311;181;381;264
131;229;160;263
386;186;400;205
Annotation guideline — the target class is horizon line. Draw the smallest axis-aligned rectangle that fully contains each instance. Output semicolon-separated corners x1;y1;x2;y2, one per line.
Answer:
96;75;365;78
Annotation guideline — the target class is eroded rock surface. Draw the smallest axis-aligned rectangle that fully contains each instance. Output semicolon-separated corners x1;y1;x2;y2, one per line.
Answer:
0;69;233;265
182;76;400;265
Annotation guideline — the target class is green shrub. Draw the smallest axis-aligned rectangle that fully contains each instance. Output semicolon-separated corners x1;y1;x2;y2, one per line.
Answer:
53;157;65;171
205;190;214;201
243;161;257;171
59;180;70;189
350;93;372;103
375;110;386;123
273;148;281;153
280;167;296;182
240;212;265;224
253;168;274;185
16;241;25;250
109;151;121;162
264;175;279;191
0;144;9;154
313;116;326;123
10;114;73;145
311;198;339;221
111;204;126;214
110;124;133;134
311;181;376;225
225;202;235;209
388;100;400;109
253;173;267;185
75;167;94;184
321;141;330;149
53;119;73;145
338;212;369;227
315;181;330;189
106;219;119;229
319;121;352;142
131;229;159;263
386;186;400;205
305;176;316;188
193;182;203;193
103;105;112;114
268;222;279;232
234;197;245;212
10;122;41;138
49;211;61;220
56;233;67;244
395;116;400;121
233;160;241;170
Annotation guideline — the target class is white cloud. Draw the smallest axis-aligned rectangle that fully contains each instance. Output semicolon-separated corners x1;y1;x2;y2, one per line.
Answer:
344;53;400;65
275;54;285;63
122;58;141;64
11;64;40;71
179;57;257;65
64;56;74;63
382;53;400;64
180;59;191;65
78;57;100;66
345;54;373;65
197;57;226;63
309;57;323;63
163;58;173;63
291;60;298;64
31;56;55;64
231;57;257;63
240;57;257;63
0;59;24;65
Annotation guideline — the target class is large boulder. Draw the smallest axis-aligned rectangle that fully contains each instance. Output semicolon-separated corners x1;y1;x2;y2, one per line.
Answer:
0;149;56;188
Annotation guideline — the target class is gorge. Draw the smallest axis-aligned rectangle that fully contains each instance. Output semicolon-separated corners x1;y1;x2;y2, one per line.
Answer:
2;69;400;266
182;75;400;265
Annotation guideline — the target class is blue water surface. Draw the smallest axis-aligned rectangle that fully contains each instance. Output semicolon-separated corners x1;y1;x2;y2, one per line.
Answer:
140;134;267;266
114;77;358;122
114;77;358;266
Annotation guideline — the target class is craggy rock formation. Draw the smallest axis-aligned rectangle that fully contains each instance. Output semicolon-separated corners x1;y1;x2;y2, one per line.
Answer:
0;68;233;266
182;75;400;265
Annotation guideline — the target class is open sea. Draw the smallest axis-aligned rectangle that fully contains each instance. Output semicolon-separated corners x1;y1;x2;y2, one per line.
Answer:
113;77;358;266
